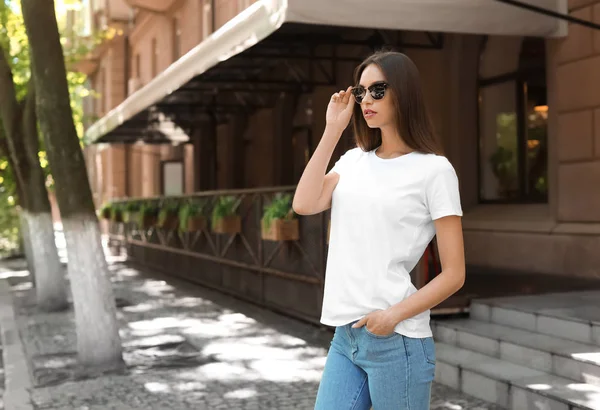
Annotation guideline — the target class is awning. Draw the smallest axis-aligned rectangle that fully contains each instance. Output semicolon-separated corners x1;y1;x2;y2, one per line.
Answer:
85;0;567;144
287;0;567;36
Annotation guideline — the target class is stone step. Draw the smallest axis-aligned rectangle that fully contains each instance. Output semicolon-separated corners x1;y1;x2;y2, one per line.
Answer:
470;292;600;346
433;318;600;387
435;342;600;409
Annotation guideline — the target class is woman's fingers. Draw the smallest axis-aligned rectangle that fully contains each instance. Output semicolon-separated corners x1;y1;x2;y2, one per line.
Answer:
338;91;346;104
332;87;352;104
351;315;368;328
341;86;352;104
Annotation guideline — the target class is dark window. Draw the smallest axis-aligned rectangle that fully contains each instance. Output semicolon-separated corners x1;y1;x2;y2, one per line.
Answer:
172;17;181;62
478;37;548;203
135;53;140;78
151;38;158;77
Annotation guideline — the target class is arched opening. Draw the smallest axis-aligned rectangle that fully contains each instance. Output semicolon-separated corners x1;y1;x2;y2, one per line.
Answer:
478;36;547;203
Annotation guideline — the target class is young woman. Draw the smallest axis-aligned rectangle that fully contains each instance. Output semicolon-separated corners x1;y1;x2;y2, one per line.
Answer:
292;51;466;410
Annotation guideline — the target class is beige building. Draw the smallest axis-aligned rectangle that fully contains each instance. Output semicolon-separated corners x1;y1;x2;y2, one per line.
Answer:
78;0;600;283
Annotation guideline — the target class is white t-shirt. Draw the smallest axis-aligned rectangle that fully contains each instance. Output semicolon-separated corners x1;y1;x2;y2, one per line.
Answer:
320;147;463;338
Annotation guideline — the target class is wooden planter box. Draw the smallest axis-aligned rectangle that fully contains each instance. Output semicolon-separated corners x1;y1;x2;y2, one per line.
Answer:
261;218;299;241
140;214;157;229
212;215;241;234
159;214;179;231
185;216;207;232
112;210;123;223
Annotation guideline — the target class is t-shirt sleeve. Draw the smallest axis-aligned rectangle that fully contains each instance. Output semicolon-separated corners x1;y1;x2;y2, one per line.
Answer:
329;148;355;176
425;158;463;220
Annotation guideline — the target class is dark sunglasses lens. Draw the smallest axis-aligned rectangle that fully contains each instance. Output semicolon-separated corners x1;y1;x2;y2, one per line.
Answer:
351;87;365;103
371;85;386;100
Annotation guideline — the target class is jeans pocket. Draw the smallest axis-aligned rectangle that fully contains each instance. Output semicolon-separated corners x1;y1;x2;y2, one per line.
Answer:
420;337;436;365
364;326;396;339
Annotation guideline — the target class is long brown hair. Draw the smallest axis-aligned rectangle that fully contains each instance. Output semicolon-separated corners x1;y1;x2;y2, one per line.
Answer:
352;51;442;155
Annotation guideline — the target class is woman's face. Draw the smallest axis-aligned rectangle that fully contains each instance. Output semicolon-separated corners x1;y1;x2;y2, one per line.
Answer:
357;64;395;129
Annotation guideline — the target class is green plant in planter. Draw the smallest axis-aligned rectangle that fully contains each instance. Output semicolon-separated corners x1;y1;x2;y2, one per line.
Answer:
123;201;140;223
262;193;295;229
158;200;180;227
137;202;160;228
99;203;112;219
211;196;239;226
489;146;517;197
178;200;207;232
111;203;124;222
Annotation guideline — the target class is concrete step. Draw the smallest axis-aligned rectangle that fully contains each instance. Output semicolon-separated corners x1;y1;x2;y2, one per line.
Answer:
470;292;600;346
433;318;600;387
435;342;600;409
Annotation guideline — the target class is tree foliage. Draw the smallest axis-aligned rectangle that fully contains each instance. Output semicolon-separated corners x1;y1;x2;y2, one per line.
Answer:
0;127;19;257
0;0;93;255
0;0;23;256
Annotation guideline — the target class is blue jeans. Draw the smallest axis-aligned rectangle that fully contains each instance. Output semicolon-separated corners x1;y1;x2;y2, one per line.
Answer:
314;321;436;410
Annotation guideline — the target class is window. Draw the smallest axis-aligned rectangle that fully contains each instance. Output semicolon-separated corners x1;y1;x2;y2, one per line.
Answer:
99;66;106;115
172;17;181;62
135;53;140;78
81;0;92;36
83;78;93;128
202;0;212;40
151;38;158;77
478;37;547;203
161;161;184;196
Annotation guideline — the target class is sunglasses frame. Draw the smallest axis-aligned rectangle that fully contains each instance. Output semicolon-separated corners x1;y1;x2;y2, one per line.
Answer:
351;82;389;104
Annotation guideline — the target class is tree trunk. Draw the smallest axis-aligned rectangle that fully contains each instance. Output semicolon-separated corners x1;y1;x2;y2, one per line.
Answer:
0;46;67;310
22;82;68;311
21;0;124;372
18;211;36;285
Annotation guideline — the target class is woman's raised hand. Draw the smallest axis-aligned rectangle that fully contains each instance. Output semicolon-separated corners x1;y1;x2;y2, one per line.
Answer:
325;86;354;133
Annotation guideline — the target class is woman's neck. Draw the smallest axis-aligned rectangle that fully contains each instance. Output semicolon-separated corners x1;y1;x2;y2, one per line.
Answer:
377;125;412;157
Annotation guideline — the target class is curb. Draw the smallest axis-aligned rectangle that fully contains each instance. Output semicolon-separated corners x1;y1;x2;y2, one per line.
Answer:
0;279;34;410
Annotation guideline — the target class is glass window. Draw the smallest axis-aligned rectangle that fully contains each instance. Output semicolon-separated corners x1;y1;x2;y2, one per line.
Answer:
478;37;547;203
479;81;518;200
172;17;181;62
202;0;212;40
151;38;158;77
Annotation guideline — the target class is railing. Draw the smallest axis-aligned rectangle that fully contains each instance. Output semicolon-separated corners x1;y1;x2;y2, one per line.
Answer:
104;186;329;323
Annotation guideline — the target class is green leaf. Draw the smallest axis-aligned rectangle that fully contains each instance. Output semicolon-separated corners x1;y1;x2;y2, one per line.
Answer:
158;200;179;226
211;196;239;227
178;199;207;231
0;0;94;240
261;193;294;229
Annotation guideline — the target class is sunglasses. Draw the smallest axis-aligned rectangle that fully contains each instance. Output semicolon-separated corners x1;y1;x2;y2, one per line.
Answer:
351;82;388;104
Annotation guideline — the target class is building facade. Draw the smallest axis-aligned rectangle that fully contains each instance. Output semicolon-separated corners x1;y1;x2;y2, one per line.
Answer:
78;0;600;281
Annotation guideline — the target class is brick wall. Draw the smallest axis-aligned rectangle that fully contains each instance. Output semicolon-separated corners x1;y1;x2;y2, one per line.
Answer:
87;0;260;203
106;36;127;111
460;5;600;279
215;0;239;30
178;0;203;54
555;0;600;222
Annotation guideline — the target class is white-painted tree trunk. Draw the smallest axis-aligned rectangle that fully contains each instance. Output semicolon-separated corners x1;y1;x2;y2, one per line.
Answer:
62;215;123;371
24;210;68;311
21;0;124;371
19;211;36;285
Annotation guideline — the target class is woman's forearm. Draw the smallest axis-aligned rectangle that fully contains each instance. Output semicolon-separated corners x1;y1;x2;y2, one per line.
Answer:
387;267;466;326
292;126;342;214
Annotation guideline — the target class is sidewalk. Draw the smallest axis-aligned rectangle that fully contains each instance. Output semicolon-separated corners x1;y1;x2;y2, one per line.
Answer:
1;256;499;409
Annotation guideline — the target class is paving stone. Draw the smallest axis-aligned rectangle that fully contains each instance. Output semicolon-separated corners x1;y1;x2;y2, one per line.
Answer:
0;259;501;409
